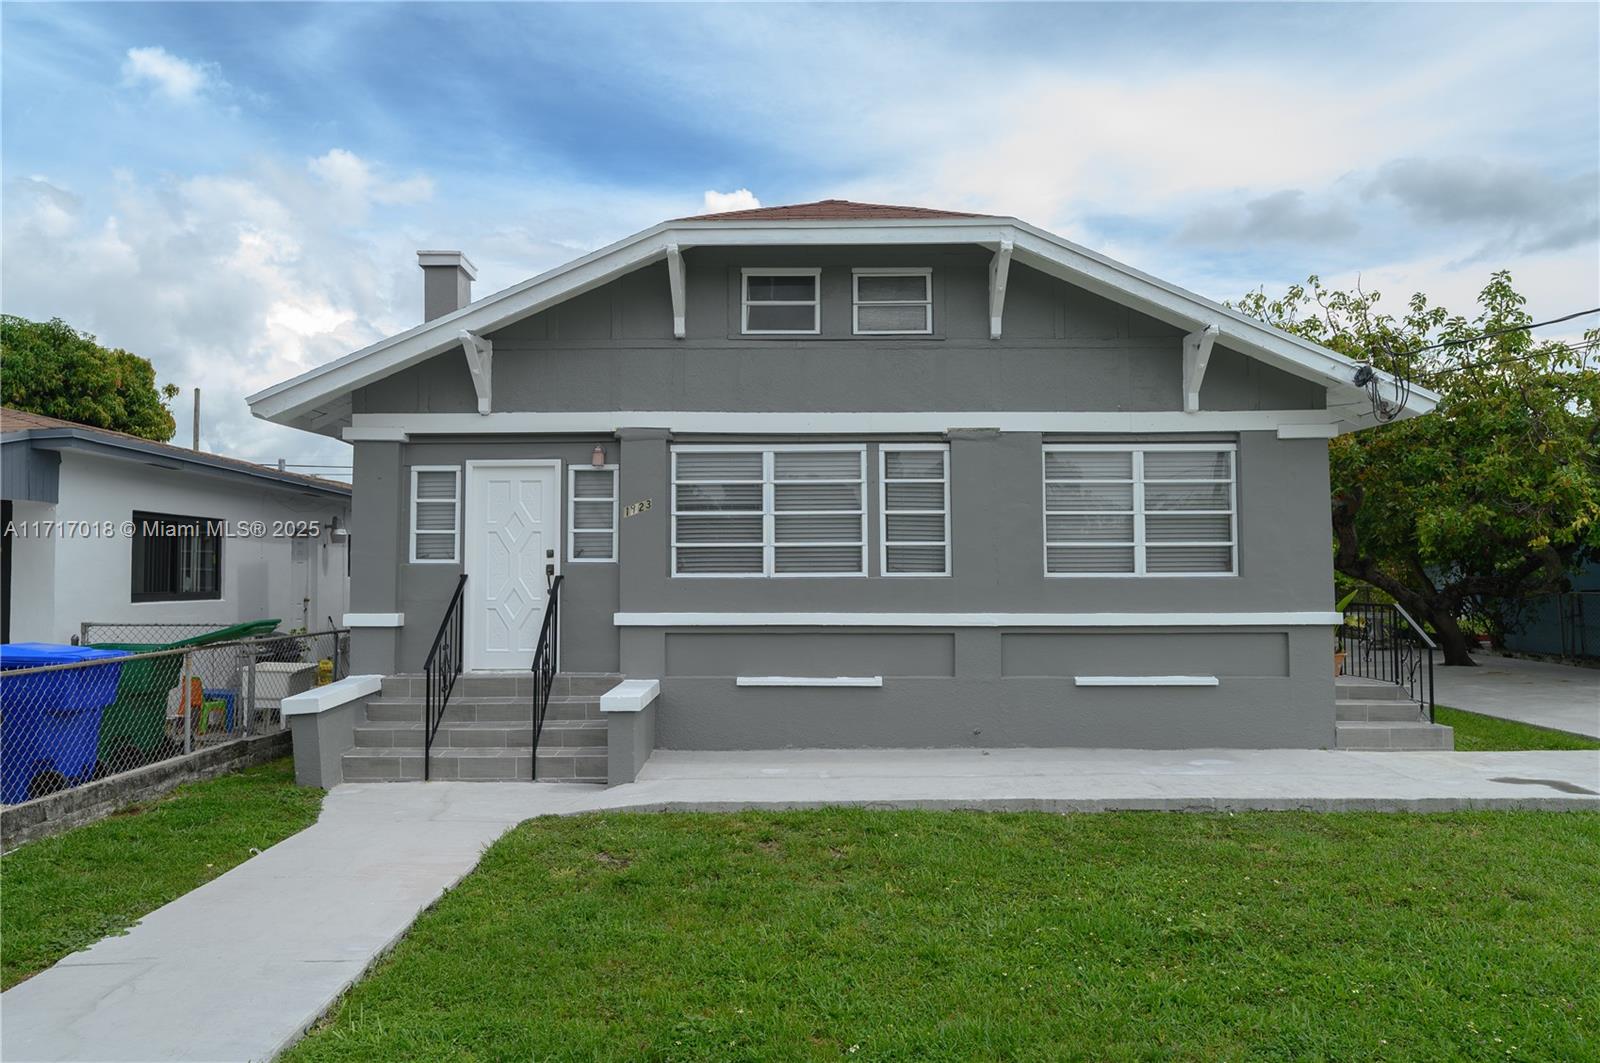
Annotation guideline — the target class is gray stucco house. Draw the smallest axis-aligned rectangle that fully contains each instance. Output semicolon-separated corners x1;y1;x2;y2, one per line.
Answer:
250;200;1443;785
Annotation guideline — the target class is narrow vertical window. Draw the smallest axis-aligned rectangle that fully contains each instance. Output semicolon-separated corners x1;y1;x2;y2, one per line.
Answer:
880;445;949;575
569;465;618;562
410;466;460;563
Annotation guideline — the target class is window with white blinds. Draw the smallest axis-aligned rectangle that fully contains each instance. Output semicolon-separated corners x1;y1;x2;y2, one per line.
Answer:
568;466;618;562
410;466;460;563
880;445;950;575
853;269;932;335
672;446;866;577
1043;445;1236;576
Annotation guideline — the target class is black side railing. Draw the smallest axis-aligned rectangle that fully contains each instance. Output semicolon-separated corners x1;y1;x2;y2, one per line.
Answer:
423;574;468;781
1337;599;1437;722
529;574;563;780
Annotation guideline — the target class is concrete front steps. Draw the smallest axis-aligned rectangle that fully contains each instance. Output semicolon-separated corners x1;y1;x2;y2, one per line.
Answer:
341;673;621;784
1334;676;1454;750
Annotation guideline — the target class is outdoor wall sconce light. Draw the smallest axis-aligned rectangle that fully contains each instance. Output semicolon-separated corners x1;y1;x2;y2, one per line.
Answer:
591;445;606;467
328;515;350;545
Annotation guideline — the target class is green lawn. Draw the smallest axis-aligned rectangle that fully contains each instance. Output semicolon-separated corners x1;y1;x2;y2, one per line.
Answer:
1436;704;1600;751
1;757;323;989
290;809;1600;1062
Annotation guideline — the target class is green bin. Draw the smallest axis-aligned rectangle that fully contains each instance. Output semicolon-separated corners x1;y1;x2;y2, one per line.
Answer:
90;619;282;769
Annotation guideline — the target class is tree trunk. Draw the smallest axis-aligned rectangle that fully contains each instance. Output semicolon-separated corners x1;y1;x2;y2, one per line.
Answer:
1427;608;1478;667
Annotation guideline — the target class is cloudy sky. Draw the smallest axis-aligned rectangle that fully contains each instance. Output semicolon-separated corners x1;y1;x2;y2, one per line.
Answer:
3;2;1596;472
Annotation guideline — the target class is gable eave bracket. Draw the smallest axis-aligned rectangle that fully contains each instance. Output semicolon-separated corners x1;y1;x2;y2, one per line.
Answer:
665;243;686;339
988;238;1013;340
459;329;493;415
1182;324;1219;413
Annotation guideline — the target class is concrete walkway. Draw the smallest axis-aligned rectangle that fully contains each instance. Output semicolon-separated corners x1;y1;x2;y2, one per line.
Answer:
4;747;1598;1062
1434;653;1600;738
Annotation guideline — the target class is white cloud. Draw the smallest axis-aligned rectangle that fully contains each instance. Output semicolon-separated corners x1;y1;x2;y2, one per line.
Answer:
307;148;434;219
701;188;760;213
121;46;213;101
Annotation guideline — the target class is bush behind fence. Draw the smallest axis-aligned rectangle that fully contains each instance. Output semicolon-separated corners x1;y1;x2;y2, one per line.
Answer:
1;629;348;806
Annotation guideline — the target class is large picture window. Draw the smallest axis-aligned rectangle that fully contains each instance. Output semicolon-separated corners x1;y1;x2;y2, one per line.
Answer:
741;268;821;334
131;510;221;602
672;446;866;577
1043;445;1236;576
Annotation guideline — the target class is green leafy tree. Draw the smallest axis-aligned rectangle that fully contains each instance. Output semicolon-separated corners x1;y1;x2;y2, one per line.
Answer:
0;316;179;441
1235;272;1600;666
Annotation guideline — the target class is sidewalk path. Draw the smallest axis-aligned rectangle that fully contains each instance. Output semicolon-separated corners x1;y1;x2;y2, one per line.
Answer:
4;747;1598;1062
1433;653;1600;738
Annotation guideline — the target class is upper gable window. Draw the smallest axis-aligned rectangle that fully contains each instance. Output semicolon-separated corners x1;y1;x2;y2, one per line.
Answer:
853;269;932;335
742;268;820;334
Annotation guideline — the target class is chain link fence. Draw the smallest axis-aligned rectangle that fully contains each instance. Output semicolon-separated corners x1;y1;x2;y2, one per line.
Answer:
1;629;348;806
77;621;248;646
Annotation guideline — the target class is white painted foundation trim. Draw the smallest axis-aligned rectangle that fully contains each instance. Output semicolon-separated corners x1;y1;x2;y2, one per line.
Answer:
1074;675;1220;687
281;674;384;716
349;410;1342;439
736;675;885;687
342;612;405;627
1276;423;1341;439
600;678;660;713
614;611;1343;628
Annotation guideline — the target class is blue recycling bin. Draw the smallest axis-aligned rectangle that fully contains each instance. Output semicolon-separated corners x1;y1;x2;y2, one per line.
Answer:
1;643;130;804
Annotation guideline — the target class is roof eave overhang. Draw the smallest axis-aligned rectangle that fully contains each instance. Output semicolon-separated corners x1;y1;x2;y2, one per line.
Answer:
11;429;351;497
249;217;1437;435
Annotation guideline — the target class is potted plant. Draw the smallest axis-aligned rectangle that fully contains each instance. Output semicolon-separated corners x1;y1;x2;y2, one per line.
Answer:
1334;589;1361;676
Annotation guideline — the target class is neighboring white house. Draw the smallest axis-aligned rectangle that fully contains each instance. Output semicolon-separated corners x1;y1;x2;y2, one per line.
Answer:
1;408;351;644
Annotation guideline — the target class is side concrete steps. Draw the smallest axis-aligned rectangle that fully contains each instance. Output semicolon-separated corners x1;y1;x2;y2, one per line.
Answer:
340;673;622;784
1333;676;1453;750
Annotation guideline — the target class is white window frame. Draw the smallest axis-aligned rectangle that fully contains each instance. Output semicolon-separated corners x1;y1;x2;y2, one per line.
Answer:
567;464;618;563
852;267;932;335
409;465;461;564
1042;443;1237;578
879;443;950;577
672;444;867;578
741;267;821;335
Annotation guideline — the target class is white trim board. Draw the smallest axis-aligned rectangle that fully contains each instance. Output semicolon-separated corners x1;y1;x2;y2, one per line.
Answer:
1074;675;1220;687
249;217;1436;434
343;613;405;628
736;675;885;687
614;611;1343;628
345;410;1346;441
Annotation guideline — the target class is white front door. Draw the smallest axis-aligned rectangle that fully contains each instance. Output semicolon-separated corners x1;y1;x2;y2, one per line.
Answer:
463;461;560;671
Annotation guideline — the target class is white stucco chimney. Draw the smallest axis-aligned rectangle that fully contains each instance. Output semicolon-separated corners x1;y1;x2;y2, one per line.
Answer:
417;250;477;321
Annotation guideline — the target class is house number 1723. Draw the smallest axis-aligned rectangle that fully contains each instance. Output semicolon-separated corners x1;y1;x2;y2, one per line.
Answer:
622;499;653;518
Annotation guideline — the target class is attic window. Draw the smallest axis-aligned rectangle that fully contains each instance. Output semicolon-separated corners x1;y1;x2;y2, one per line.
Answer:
853;269;932;335
742;269;820;334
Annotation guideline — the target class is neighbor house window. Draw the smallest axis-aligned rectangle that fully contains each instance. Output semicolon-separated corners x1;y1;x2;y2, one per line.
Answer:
131;510;221;602
853;268;932;334
672;446;866;577
1043;445;1236;576
742;268;821;334
569;465;618;562
880;444;949;575
410;466;460;563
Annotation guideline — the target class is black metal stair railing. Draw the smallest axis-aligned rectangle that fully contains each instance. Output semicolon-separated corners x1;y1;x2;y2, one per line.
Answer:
1337;598;1437;722
423;574;468;781
530;574;563;780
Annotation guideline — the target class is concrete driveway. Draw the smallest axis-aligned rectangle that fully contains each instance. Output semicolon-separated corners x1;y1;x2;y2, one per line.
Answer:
1434;653;1600;738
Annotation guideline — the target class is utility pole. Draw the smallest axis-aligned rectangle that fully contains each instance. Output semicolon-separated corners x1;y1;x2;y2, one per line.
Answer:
192;388;201;451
